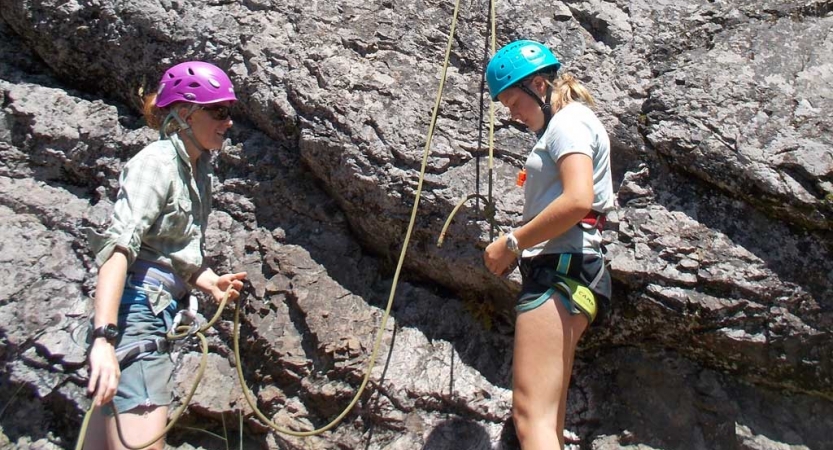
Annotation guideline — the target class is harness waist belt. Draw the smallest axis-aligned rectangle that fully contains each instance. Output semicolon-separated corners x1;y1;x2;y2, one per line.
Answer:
114;337;169;367
579;210;606;231
128;259;189;300
519;253;610;323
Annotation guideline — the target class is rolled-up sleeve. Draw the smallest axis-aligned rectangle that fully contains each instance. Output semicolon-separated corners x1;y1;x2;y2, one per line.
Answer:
89;151;172;267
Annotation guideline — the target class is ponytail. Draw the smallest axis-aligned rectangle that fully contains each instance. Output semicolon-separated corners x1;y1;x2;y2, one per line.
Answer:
142;92;181;136
142;92;165;130
546;73;596;113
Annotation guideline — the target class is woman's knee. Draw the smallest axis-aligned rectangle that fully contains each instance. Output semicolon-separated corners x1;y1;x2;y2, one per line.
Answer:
512;407;560;447
512;402;557;430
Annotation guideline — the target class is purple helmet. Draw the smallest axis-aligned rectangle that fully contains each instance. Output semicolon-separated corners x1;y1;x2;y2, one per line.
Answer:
155;61;237;108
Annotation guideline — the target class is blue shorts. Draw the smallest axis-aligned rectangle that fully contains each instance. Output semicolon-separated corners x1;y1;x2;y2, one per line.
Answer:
102;285;176;415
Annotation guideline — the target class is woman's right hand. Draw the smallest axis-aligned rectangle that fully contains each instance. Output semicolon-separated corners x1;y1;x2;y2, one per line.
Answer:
87;339;120;406
484;235;518;277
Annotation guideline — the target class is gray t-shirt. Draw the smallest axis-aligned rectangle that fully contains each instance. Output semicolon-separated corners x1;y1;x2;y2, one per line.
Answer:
521;101;613;257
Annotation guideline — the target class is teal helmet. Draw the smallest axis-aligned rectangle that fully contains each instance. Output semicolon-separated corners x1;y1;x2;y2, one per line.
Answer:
486;40;561;101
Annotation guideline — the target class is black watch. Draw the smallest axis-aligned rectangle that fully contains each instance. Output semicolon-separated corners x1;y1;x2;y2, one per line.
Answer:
92;324;119;343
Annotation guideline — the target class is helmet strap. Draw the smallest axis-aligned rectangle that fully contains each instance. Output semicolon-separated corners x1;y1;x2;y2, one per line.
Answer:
161;105;209;155
519;74;555;135
542;80;554;129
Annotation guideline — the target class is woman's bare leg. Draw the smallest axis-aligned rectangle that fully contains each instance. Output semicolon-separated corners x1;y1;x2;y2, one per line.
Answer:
512;296;588;449
82;406;108;450
104;405;169;450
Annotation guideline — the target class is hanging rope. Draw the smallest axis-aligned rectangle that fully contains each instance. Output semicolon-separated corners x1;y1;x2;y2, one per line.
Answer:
437;0;499;247
231;0;465;437
488;0;497;238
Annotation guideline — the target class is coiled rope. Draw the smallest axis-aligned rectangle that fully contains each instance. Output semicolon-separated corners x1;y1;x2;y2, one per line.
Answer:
74;293;230;450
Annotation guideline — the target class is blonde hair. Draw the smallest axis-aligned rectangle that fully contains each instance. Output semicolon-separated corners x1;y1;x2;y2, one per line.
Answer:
544;73;596;113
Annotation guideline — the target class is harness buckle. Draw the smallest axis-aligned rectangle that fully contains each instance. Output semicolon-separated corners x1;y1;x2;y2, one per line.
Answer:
170;295;204;336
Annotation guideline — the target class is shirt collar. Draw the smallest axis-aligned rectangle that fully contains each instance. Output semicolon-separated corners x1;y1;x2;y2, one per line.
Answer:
169;132;211;173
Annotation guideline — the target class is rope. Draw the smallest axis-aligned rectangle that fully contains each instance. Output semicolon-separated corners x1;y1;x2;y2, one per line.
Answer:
436;0;499;247
231;0;465;437
437;194;492;247
73;292;230;450
488;0;497;241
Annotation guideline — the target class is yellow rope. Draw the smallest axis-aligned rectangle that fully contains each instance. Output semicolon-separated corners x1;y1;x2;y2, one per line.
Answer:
438;0;499;246
232;0;464;437
74;293;230;450
437;194;491;247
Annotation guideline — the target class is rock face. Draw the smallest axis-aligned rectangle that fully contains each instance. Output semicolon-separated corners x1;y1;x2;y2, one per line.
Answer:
0;1;831;449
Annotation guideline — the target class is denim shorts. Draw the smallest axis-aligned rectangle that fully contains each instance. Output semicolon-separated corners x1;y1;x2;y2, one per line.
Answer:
102;285;176;415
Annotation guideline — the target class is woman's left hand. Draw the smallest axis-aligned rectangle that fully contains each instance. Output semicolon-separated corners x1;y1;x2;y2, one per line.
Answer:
211;272;248;304
484;236;517;277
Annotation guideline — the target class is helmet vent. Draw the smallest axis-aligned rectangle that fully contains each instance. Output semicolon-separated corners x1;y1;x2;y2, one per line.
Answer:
187;68;195;75
188;82;201;88
173;79;182;86
208;78;221;88
485;40;560;100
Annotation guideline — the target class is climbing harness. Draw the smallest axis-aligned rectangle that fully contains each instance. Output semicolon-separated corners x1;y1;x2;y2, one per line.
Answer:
113;337;169;367
518;253;610;322
74;291;228;450
110;292;198;368
514;211;609;320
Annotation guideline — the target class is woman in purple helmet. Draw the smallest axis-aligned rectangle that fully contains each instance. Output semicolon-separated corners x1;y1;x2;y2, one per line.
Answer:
84;61;247;449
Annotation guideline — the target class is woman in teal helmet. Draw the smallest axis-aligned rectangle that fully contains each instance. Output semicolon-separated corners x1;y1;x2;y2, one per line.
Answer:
483;40;614;448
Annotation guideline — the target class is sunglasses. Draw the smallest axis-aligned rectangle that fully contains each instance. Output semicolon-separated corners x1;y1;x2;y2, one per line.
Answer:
200;105;232;121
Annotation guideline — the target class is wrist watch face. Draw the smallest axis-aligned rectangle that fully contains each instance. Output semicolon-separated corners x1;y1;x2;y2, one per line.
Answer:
506;235;520;254
94;324;119;341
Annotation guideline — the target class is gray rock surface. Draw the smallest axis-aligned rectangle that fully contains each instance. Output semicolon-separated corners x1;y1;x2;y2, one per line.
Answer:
0;0;831;449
